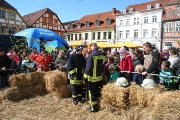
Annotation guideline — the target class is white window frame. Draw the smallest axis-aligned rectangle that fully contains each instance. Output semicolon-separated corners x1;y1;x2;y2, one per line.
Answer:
144;17;148;23
9;12;14;20
78;23;81;28
119;31;123;38
126;30;130;38
92;33;95;40
129;8;133;13
86;21;90;27
166;22;172;32
97;32;101;39
152;16;157;23
175;21;180;32
147;5;151;10
126;19;130;25
134;29;138;38
156;3;160;8
134;18;136;24
120;20;123;26
137;18;139;24
0;9;5;18
152;28;157;38
143;29;148;38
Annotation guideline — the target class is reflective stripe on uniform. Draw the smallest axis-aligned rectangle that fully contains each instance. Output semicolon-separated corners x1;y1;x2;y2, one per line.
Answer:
70;79;82;85
69;69;76;74
77;94;82;96
89;90;97;111
88;76;103;82
84;73;89;79
72;95;77;98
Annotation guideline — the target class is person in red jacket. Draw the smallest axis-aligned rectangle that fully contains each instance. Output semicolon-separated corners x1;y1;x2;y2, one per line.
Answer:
30;47;39;61
35;48;52;72
11;50;20;65
119;47;134;82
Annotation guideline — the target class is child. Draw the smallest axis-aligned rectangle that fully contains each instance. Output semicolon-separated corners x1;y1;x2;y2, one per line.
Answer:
159;61;173;90
133;64;144;85
104;56;114;82
22;55;36;73
108;64;120;82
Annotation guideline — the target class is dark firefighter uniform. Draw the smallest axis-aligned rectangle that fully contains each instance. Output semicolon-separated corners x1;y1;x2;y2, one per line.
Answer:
83;45;105;112
67;45;86;105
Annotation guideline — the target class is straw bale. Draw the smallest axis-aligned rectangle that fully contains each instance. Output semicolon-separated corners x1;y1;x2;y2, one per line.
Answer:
34;83;46;95
51;85;71;98
9;73;27;88
129;82;139;106
101;83;129;109
25;72;45;86
153;91;180;110
44;71;67;92
2;87;22;101
137;85;165;107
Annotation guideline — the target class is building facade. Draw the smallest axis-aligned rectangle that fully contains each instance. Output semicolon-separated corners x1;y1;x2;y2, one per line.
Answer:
23;8;66;37
162;0;180;48
0;0;27;35
66;8;120;44
116;0;168;50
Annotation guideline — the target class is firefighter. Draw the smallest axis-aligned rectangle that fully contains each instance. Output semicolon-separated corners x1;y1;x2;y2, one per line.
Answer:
83;43;106;112
67;45;86;105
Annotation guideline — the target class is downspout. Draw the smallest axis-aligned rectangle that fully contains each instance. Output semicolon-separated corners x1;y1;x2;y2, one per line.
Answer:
160;20;164;52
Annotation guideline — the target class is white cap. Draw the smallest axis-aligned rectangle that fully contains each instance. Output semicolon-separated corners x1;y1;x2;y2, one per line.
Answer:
163;46;169;51
141;79;156;89
114;77;129;87
111;48;117;53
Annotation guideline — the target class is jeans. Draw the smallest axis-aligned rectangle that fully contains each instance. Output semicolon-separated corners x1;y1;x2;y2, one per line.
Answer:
0;72;9;89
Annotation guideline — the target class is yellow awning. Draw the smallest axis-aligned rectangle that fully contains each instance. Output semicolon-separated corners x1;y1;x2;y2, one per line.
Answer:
68;40;90;47
117;41;143;48
96;42;109;48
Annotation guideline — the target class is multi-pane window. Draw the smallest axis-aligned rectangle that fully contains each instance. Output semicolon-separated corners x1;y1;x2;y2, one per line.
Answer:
120;20;123;26
166;22;172;32
134;18;136;24
152;16;157;23
108;31;112;39
71;34;73;40
106;18;111;25
70;24;73;29
67;35;70;41
103;32;107;39
96;20;100;26
75;34;77;40
144;17;148;23
98;32;101;39
126;30;130;38
0;9;5;18
79;34;81;40
85;33;88;40
143;29;148;38
9;12;14;20
86;21;90;27
137;18;139;24
92;33;95;40
119;31;123;38
126;19;130;25
152;28;157;38
78;23;81;28
0;26;3;33
134;29;138;38
175;21;180;32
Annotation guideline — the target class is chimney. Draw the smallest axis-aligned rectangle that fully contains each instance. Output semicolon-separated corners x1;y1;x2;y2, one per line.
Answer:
112;8;116;14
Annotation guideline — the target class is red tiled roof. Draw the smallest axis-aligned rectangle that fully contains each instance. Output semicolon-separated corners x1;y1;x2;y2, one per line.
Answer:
0;0;16;11
23;8;56;27
124;0;169;13
67;8;120;32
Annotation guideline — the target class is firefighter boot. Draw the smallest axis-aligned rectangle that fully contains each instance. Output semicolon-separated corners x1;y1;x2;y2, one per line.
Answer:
87;104;98;113
78;96;85;103
73;98;78;105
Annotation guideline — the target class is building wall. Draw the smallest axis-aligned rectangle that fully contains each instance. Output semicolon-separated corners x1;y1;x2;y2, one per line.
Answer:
116;9;163;49
66;28;115;43
0;7;27;35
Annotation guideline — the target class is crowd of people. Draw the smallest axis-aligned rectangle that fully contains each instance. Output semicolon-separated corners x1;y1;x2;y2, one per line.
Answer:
0;41;180;113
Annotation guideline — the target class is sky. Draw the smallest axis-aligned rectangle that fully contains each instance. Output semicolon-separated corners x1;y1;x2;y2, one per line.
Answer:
6;0;151;23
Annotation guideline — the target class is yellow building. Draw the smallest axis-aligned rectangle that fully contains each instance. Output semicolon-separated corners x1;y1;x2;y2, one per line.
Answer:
66;8;120;44
0;0;27;35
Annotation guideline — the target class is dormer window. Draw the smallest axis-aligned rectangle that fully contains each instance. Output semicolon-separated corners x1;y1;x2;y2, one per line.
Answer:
106;18;111;25
156;3;160;8
86;21;90;27
123;10;126;14
147;5;151;10
96;20;100;26
70;24;73;29
78;22;81;28
129;8;133;13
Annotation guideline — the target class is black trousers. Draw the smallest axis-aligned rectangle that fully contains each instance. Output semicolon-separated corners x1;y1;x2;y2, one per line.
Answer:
88;81;102;111
70;84;83;101
0;72;9;89
121;72;132;82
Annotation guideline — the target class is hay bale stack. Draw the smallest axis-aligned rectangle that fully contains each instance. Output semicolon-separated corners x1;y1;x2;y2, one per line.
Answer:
51;85;71;98
154;91;180;109
129;82;139;106
9;72;45;88
137;85;165;107
2;87;22;101
44;70;71;98
101;83;129;108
